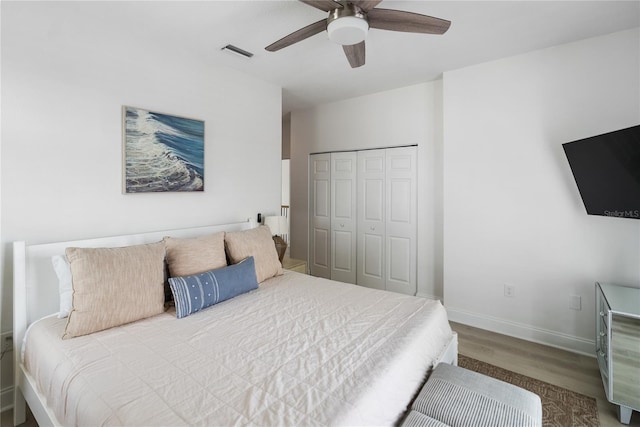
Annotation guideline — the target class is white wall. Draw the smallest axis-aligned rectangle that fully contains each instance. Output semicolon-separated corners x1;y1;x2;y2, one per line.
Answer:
0;2;282;400
443;28;640;354
282;160;290;207
290;82;443;298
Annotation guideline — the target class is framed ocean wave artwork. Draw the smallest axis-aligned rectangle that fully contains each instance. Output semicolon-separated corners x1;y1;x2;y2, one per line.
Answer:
123;106;205;193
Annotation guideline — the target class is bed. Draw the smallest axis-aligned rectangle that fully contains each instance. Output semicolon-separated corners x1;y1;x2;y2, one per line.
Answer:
13;220;457;426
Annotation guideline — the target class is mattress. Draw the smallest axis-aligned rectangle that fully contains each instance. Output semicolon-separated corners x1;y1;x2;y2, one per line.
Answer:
23;271;453;426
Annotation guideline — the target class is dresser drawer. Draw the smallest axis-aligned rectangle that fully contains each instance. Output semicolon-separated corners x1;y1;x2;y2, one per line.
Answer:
611;315;640;409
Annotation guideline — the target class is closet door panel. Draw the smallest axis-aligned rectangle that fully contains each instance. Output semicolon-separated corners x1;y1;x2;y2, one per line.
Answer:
332;231;353;271
364;179;384;221
313;228;329;269
388;236;411;283
357;149;386;290
365;155;384;173
315;180;330;217
363;233;384;285
385;147;417;295
330;152;357;283
309;154;331;278
389;179;412;223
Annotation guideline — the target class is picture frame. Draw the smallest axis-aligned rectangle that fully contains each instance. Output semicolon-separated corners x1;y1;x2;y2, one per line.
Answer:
123;106;205;193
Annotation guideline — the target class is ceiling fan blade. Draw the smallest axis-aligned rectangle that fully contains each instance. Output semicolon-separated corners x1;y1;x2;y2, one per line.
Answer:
368;8;451;35
349;0;382;12
299;0;343;12
265;19;327;52
343;41;365;68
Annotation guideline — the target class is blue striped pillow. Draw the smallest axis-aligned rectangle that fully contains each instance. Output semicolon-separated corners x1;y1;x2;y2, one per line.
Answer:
168;256;258;319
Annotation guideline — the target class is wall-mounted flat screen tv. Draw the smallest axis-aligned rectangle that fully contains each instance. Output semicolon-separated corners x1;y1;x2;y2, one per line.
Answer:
562;125;640;220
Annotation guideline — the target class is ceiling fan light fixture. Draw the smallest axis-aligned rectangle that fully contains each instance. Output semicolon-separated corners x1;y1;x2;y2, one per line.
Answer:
327;16;369;45
265;1;451;68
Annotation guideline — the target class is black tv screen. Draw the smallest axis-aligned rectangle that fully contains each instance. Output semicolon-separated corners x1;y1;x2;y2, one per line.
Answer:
562;125;640;220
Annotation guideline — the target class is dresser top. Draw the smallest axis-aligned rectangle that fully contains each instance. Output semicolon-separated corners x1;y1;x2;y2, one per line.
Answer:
598;282;640;317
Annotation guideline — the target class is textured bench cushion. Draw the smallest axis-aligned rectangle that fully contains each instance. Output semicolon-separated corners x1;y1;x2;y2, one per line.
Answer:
411;363;542;427
402;411;449;427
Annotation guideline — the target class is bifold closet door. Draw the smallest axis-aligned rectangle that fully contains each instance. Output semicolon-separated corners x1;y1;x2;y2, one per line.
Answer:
309;153;331;278
312;147;416;294
330;152;357;284
357;146;417;294
385;146;417;295
357;149;386;290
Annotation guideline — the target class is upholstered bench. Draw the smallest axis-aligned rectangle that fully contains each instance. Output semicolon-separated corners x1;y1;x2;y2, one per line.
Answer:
403;363;542;427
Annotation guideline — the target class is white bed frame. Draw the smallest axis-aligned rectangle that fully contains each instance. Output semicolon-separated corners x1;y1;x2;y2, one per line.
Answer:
13;220;457;426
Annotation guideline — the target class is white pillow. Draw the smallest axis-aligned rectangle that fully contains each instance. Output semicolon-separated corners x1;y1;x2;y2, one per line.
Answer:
52;255;73;318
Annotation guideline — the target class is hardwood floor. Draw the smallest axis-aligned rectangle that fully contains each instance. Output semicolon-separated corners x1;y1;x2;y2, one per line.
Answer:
1;407;37;427
2;323;637;426
453;321;639;427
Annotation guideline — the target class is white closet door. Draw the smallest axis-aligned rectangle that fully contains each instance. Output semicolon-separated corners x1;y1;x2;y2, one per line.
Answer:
385;146;417;295
357;149;386;290
309;154;331;278
331;152;357;283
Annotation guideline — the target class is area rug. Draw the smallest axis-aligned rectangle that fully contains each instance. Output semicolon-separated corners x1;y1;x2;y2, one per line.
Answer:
458;354;599;427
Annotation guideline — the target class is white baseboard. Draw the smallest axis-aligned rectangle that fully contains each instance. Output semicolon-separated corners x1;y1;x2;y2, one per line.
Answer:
1;386;13;412
446;306;595;357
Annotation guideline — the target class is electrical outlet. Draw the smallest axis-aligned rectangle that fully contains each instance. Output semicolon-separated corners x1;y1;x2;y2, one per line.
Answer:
504;284;515;298
3;334;13;352
569;295;582;311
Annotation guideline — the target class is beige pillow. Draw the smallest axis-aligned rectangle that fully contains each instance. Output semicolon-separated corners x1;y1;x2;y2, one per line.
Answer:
224;226;283;283
63;241;166;339
164;232;226;277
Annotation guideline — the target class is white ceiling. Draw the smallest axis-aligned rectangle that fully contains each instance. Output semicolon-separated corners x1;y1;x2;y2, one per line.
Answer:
46;1;640;113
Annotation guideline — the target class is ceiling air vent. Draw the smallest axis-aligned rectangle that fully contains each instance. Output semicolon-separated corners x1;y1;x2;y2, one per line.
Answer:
221;44;254;59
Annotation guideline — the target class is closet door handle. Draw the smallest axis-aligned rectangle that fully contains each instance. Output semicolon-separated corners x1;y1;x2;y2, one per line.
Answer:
340;223;344;228
370;226;375;231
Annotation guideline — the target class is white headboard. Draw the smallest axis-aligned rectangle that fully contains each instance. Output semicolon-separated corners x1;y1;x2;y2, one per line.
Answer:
13;220;252;351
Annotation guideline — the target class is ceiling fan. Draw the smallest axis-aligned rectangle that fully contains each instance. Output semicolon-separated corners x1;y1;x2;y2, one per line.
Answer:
265;0;451;68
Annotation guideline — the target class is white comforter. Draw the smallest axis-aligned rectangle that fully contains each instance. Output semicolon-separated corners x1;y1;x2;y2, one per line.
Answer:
24;271;453;426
